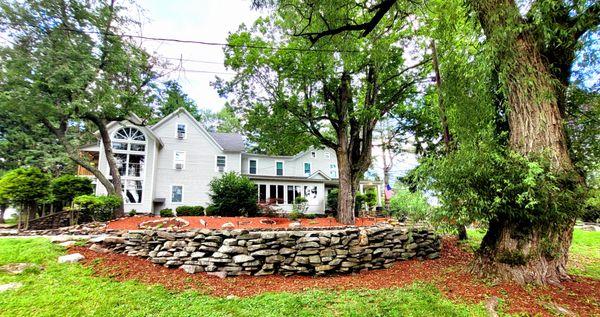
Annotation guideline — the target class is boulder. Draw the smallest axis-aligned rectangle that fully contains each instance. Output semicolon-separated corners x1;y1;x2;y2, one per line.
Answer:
0;263;41;275
221;222;235;229
0;282;23;293
59;241;77;248
207;271;228;279
89;244;110;253
58;253;85;264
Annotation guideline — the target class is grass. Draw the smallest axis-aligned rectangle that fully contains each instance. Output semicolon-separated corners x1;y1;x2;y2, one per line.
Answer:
0;238;487;317
466;228;600;279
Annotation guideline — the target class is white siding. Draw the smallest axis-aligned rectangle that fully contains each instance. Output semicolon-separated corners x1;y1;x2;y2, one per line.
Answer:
152;112;241;211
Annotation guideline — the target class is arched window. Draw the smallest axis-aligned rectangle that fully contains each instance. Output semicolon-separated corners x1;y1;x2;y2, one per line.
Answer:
111;127;146;204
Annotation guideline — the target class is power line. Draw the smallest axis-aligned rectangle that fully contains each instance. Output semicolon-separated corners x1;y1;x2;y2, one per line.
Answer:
0;22;360;53
161;56;223;65
159;67;236;75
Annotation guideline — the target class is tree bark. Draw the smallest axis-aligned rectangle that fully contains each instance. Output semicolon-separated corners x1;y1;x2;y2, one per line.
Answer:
337;149;357;225
470;0;581;284
0;205;5;224
85;114;125;218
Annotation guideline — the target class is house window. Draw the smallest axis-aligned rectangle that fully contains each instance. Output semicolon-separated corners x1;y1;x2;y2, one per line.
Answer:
269;185;277;204
216;155;226;172
329;163;338;178
176;124;186;139
276;161;284;176
304;162;311;176
258;184;267;203
124;180;143;204
174;151;186;170
277;185;284;204
304;185;318;204
324;152;331;159
287;185;294;204
311;151;316;158
287;185;302;204
249;159;257;174
111;127;146;204
171;185;183;203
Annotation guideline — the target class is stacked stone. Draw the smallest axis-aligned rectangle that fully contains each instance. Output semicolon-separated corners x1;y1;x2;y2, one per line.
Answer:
103;225;441;277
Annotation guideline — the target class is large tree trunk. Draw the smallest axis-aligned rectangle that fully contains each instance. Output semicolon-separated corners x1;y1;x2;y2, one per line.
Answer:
475;219;574;285
87;115;125;218
0;205;5;224
471;0;581;284
336;148;357;225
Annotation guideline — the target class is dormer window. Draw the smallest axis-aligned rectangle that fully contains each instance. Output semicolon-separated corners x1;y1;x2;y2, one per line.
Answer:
176;123;186;139
249;159;257;174
276;161;284;176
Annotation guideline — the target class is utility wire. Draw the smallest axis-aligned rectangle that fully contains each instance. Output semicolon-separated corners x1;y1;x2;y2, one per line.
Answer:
0;22;361;53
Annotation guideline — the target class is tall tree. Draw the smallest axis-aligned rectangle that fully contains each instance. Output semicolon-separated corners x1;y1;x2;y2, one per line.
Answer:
0;0;158;218
263;0;599;284
155;80;204;122
216;6;425;224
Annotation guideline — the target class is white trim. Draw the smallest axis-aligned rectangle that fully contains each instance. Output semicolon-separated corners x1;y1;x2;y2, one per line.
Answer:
215;155;227;172
249;159;257;175
175;123;187;139
275;160;284;176
173;151;186;170
170;184;184;204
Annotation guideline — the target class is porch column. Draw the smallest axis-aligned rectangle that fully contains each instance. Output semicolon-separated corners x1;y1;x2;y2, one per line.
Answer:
377;184;382;207
359;183;364;194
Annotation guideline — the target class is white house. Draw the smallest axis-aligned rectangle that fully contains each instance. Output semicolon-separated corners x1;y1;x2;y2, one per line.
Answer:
78;108;382;214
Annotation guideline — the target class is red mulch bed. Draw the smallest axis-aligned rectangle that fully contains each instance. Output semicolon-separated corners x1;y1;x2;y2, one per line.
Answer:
72;238;600;316
107;216;388;230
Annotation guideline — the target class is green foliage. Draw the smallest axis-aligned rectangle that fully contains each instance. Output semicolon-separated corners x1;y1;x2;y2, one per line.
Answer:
50;175;93;205
327;189;338;213
364;188;378;208
208;172;258;217
128;209;137;217
583;188;600;222
0;167;50;207
73;195;122;222
288;210;302;221
159;209;174;218
354;192;366;212
155;81;204;123
175;206;204;216
389;186;432;223
204;205;218;216
424;146;586;229
0;238;63;265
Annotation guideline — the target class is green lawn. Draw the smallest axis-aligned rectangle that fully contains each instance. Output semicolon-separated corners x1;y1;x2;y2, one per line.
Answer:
466;228;600;279
0;238;486;317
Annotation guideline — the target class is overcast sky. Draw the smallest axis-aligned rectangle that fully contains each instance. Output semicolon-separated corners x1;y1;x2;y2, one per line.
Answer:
136;0;264;112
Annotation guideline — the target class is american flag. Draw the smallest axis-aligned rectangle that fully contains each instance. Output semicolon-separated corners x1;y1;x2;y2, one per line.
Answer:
385;184;394;199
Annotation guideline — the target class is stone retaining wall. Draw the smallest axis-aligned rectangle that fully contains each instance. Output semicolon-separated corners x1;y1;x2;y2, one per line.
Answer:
101;225;441;277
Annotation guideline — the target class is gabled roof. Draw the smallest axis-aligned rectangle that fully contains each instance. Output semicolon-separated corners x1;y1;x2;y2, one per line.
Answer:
209;132;245;152
307;170;332;180
151;107;245;152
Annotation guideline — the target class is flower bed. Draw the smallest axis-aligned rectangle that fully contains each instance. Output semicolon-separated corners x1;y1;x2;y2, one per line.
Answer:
138;217;189;230
107;216;389;231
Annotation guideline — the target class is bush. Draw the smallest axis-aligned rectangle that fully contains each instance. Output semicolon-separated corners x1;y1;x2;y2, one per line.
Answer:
208;172;258;217
389;186;432;222
364;188;378;208
582;188;600;222
51;175;93;206
288;210;302;221
160;208;174;217
204;205;217;216
128;209;137;217
73;195;121;222
175;205;204;216
326;189;338;214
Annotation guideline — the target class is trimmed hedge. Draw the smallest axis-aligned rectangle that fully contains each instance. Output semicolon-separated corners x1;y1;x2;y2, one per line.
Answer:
160;208;174;217
175;205;204;216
